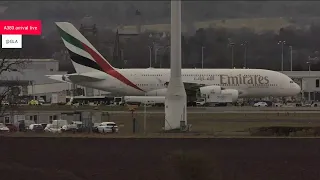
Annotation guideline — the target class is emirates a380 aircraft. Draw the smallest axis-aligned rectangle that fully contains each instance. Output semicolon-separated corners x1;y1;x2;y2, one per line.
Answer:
47;22;301;102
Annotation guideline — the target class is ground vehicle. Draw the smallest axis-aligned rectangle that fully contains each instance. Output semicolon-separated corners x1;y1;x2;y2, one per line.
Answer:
97;122;118;133
274;103;283;107
51;93;66;105
5;123;17;132
124;96;165;106
29;124;44;132
18;120;35;130
195;95;230;106
1;101;9;105
44;124;62;133
29;99;40;105
310;101;320;107
92;123;101;133
40;123;48;129
52;120;68;128
0;123;9;132
62;121;84;132
253;102;268;107
45;120;68;133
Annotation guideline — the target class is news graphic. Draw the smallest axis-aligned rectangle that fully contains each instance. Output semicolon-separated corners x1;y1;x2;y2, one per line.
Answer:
0;20;42;48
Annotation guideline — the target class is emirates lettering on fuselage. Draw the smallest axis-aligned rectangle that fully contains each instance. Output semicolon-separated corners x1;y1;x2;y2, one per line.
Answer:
220;75;270;85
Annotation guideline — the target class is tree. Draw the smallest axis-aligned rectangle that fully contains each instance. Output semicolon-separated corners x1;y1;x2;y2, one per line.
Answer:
0;49;29;122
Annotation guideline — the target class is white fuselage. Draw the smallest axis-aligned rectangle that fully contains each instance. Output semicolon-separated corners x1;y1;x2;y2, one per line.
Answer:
60;68;301;98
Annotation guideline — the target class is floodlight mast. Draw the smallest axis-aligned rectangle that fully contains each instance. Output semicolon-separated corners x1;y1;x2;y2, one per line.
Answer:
164;0;187;131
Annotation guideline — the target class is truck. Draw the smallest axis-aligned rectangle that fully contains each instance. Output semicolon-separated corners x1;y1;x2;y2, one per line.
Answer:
196;94;233;106
51;92;67;105
117;96;165;106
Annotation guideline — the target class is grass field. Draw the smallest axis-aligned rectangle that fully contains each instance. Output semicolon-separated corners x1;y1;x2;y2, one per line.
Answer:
63;112;320;137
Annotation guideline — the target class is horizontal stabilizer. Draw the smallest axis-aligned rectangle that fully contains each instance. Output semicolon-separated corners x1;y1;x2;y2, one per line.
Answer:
67;74;104;83
45;75;72;84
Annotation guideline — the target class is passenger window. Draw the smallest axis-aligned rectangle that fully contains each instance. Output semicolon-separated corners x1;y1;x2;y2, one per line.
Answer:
316;79;319;88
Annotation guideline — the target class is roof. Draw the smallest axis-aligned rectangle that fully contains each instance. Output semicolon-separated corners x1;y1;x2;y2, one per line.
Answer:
282;71;320;78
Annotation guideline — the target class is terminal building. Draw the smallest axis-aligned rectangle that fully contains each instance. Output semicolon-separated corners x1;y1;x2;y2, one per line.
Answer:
282;71;320;101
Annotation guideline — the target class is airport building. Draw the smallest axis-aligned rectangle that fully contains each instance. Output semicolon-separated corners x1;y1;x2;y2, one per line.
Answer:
282;71;320;101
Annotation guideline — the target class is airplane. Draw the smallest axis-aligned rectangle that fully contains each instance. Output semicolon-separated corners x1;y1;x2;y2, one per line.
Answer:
47;22;301;102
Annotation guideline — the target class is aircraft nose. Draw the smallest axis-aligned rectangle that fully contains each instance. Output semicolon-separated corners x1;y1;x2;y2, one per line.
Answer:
293;83;301;94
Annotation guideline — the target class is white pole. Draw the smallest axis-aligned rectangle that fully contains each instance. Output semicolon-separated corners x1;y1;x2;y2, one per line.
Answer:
281;42;284;71
231;46;234;68
201;46;205;69
290;46;293;71
144;92;146;134
154;48;157;65
148;46;152;67
244;45;247;68
164;0;187;130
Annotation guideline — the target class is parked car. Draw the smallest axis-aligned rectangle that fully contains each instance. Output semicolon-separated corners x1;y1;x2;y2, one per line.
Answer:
92;123;101;133
28;99;41;105
5;123;18;132
44;124;62;133
62;121;85;132
40;123;48;129
97;122;119;133
253;102;268;107
0;123;9;132
29;124;44;132
1;101;9;105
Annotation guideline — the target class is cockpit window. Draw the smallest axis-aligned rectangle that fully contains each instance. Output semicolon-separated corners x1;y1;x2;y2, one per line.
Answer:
290;81;293;83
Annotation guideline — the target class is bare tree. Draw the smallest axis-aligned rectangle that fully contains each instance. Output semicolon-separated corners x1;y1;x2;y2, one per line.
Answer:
0;49;29;123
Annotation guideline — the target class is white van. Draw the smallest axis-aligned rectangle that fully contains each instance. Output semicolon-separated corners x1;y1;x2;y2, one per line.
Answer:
45;120;68;133
51;120;68;128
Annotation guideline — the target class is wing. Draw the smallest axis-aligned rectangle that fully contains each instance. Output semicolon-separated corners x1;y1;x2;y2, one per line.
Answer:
163;81;206;94
155;77;206;91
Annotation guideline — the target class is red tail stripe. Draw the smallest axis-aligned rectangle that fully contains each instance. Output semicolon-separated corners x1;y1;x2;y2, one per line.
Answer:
81;43;144;92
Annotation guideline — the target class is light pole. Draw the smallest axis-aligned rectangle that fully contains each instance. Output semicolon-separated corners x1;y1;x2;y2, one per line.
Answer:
155;46;170;68
289;46;293;71
229;42;235;68
241;41;248;68
278;40;286;71
307;61;311;72
201;46;205;69
144;92;147;134
306;61;311;101
148;46;152;67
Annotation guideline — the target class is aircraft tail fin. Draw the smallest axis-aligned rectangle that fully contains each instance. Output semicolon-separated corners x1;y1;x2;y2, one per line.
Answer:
55;22;116;74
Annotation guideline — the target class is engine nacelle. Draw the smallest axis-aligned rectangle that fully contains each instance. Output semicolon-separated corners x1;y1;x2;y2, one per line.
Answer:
221;89;239;102
199;85;222;95
146;88;167;96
